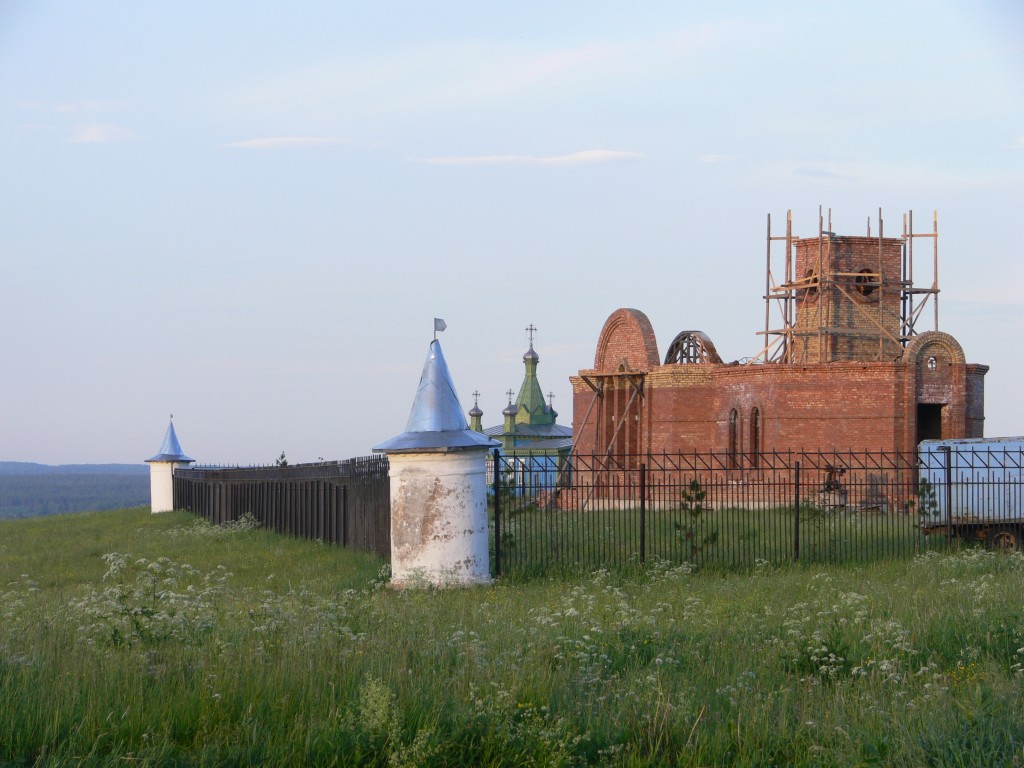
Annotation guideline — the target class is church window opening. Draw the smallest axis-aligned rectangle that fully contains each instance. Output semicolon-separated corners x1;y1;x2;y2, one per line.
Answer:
750;408;761;468
854;268;878;299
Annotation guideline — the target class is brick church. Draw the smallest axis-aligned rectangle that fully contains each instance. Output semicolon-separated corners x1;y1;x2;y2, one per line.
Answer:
571;211;988;462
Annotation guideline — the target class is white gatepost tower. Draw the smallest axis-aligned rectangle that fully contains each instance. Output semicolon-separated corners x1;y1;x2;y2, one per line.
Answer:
374;339;499;587
145;416;194;513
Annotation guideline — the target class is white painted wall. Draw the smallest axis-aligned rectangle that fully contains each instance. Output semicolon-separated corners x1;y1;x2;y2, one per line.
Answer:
387;449;491;587
149;461;181;513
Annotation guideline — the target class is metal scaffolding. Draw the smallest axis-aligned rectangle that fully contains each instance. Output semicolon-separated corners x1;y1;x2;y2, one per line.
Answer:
753;207;940;364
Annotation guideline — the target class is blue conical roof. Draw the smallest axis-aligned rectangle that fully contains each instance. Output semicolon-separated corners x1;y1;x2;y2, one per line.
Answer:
374;340;499;453
146;418;195;463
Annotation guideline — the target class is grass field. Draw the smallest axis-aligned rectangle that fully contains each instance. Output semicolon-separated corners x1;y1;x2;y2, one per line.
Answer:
2;507;1024;766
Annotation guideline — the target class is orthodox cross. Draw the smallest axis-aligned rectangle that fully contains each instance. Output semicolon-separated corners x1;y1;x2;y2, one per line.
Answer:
472;390;480;407
547;392;555;409
506;388;515;405
525;323;537;346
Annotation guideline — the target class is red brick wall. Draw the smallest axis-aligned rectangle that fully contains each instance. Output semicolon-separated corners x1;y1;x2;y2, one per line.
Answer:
574;360;919;455
966;365;989;438
645;366;719;453
793;236;903;363
574;310;988;457
645;363;907;454
571;376;602;453
593;308;660;372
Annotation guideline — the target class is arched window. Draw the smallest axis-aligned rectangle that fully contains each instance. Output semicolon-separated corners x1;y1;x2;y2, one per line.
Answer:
854;268;879;301
798;268;818;301
728;409;739;469
750;408;761;468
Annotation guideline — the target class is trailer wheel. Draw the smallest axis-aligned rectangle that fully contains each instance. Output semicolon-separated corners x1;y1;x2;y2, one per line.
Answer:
986;527;1022;553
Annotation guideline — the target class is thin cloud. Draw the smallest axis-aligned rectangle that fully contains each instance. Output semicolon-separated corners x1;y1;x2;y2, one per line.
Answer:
224;136;349;149
421;149;643;166
1013;136;1024;149
698;153;738;164
56;100;124;115
234;19;761;120
18;100;124;114
794;164;852;180
17;102;133;143
70;123;136;144
544;150;643;165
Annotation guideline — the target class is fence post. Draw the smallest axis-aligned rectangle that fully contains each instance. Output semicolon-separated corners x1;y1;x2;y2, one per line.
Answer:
493;448;501;577
342;484;349;548
639;463;646;564
940;445;952;542
794;461;801;563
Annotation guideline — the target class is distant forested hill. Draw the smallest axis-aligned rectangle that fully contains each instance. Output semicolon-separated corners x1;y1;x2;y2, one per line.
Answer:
0;462;148;476
0;463;149;519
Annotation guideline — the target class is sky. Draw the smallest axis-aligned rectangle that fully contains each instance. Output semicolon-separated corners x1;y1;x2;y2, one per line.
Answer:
2;1;1022;465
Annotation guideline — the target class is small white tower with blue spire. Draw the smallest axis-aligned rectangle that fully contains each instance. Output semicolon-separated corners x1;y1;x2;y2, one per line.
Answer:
374;337;499;587
145;416;194;513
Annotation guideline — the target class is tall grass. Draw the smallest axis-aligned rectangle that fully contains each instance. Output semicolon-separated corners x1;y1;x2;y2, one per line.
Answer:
2;507;1024;766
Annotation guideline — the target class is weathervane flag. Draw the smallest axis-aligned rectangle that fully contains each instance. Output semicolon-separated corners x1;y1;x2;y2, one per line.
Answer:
434;318;447;339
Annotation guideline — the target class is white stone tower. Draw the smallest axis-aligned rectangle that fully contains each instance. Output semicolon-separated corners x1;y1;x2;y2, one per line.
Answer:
145;417;194;513
373;340;499;587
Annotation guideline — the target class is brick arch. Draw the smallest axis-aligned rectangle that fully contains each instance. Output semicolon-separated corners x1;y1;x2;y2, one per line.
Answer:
903;331;966;366
664;330;723;364
594;308;660;373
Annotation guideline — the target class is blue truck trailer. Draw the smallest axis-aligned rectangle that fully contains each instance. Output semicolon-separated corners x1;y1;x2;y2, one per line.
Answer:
918;437;1024;551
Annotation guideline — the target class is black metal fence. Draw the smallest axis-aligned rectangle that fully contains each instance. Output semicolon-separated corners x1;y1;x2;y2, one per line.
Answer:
170;446;1024;576
490;448;1024;575
173;456;390;559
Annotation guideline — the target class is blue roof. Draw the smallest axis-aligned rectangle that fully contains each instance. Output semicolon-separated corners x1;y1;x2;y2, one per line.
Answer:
484;423;573;439
146;419;195;463
374;340;500;453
